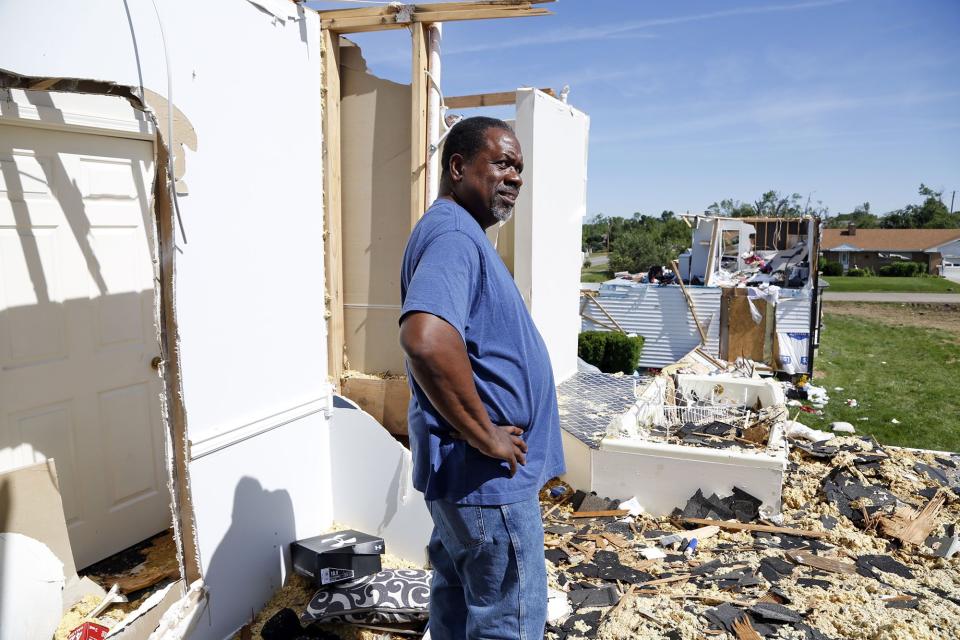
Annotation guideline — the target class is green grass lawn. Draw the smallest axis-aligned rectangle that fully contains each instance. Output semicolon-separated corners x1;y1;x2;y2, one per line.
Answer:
797;313;960;452
581;253;613;283
822;276;958;293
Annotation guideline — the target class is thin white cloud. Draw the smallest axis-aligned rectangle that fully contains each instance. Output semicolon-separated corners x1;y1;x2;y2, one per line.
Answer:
591;89;960;143
444;0;855;55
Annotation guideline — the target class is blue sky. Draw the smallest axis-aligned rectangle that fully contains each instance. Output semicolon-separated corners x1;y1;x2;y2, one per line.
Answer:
308;0;960;219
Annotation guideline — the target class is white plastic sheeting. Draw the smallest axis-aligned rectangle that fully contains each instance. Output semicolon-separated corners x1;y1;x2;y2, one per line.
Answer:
775;290;813;373
581;283;722;369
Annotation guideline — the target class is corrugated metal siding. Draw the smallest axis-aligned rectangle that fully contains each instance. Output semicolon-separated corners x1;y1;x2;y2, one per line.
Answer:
775;293;812;333
581;284;722;368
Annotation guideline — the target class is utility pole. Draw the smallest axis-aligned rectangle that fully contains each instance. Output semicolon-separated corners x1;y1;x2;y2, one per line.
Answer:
951;190;956;214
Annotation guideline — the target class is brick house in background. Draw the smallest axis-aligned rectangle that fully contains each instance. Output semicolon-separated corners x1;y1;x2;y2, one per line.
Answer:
821;225;960;277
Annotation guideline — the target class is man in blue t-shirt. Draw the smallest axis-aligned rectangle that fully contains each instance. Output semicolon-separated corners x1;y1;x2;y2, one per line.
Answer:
399;116;565;639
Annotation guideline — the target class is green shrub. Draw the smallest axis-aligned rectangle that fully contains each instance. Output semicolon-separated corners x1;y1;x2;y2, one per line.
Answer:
821;261;843;276
578;331;645;374
577;331;607;368
847;268;867;277
878;261;926;277
583;259;592;268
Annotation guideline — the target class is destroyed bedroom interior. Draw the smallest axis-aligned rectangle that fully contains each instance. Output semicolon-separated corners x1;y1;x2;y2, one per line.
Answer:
0;1;957;640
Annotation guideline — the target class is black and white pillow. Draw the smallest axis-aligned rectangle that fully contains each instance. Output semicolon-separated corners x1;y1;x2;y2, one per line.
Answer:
303;569;432;624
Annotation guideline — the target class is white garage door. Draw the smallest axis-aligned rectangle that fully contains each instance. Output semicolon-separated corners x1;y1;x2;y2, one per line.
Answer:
0;121;169;568
943;257;960;280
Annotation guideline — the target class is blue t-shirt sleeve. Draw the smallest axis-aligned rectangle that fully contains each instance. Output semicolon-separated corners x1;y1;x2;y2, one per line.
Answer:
401;231;481;342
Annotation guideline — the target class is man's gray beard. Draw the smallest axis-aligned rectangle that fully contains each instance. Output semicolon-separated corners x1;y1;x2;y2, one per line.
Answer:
492;204;514;223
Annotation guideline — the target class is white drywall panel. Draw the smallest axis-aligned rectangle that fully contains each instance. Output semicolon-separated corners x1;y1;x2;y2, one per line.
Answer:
1;0;329;440
329;396;432;566
559;429;592;493
4;5;333;638
592;440;786;516
188;412;333;640
0;533;64;640
513;89;589;384
689;219;715;281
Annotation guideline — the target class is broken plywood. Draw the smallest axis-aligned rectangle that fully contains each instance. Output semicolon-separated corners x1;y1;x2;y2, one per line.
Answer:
341;374;410;436
722;288;776;365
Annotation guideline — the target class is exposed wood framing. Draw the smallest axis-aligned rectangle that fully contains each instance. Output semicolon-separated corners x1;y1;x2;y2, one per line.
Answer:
321;1;555;381
322;30;345;388
154;130;202;586
446;87;555;109
581;293;626;333
671;259;707;344
410;22;429;230
318;1;553;34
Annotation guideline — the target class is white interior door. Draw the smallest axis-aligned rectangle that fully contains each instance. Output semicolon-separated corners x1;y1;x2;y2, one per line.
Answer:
0;122;169;568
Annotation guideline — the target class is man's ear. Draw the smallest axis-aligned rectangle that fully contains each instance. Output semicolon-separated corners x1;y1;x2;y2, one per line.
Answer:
449;153;465;183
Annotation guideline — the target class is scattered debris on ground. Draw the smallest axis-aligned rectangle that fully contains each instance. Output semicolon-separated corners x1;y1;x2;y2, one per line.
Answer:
238;524;424;640
538;437;960;640
55;530;180;639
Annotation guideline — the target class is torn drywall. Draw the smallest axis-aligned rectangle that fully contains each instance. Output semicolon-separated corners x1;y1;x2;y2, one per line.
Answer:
0;72;202;591
0;533;65;640
142;88;196;195
329;396;432;566
0;460;109;614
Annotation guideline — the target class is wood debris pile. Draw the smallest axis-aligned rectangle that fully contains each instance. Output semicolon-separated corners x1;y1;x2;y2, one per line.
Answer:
539;436;960;640
55;530;180;639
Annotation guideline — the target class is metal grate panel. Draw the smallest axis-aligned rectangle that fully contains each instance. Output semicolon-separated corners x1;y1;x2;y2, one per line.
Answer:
556;371;646;449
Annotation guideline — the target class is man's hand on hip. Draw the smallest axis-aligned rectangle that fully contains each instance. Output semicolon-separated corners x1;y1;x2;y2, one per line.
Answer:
400;312;529;478
453;424;528;477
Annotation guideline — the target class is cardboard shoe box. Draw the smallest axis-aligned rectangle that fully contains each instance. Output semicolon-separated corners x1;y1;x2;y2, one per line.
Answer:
291;529;385;586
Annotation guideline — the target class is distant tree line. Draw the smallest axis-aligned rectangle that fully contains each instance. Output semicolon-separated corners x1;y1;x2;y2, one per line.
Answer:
583;184;958;275
583;211;690;274
824;184;959;230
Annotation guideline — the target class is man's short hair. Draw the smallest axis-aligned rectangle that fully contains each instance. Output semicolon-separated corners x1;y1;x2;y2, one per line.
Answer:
441;116;514;178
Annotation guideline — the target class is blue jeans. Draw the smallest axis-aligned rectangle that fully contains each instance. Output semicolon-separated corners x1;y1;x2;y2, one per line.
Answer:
426;495;547;640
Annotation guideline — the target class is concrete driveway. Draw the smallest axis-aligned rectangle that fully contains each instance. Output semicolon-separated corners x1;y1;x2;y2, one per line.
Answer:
823;292;960;303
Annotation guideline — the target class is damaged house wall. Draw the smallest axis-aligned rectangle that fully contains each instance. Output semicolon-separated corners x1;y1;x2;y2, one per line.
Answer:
2;2;334;639
339;39;410;376
510;89;588;384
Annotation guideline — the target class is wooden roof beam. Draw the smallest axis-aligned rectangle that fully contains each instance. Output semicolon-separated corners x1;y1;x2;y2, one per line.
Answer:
445;87;555;109
319;1;554;33
316;0;553;20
